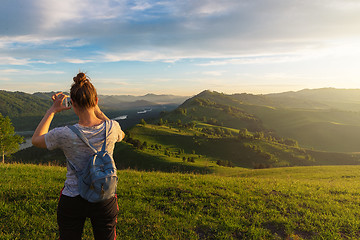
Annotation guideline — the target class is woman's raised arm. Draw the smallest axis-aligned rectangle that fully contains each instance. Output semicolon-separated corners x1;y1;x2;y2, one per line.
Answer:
32;92;71;148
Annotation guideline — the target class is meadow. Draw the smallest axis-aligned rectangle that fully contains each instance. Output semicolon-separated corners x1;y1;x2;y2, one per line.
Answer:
1;163;360;239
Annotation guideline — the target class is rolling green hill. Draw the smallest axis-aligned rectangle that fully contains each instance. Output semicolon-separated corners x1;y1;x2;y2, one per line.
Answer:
0;90;77;131
122;122;360;171
159;90;360;153
0;90;51;117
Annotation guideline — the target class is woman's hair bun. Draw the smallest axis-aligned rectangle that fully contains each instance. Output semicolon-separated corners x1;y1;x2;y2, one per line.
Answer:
70;71;97;109
73;72;88;85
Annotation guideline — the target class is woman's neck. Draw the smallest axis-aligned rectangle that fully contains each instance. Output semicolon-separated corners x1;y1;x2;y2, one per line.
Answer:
77;108;103;127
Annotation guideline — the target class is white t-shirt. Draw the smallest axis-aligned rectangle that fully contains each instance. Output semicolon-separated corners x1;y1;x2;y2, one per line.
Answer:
45;120;123;197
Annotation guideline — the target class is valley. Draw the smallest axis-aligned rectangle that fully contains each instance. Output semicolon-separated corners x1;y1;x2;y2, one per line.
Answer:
6;88;360;171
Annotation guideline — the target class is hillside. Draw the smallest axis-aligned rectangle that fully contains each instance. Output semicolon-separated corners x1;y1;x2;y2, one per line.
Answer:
0;90;52;117
2;163;360;239
267;88;360;111
160;90;360;153
119;122;360;171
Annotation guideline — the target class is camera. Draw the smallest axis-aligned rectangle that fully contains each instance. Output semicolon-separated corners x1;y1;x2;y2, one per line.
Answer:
65;97;72;107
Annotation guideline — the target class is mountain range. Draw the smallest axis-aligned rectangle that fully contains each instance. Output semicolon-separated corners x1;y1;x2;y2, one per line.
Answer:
167;89;360;152
3;87;360;153
0;90;187;131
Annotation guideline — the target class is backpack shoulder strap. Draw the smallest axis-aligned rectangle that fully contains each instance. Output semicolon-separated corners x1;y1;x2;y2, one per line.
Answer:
68;125;98;153
101;121;107;152
68;122;108;153
67;158;79;173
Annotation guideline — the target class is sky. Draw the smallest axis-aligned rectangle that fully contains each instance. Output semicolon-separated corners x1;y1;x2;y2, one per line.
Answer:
1;0;360;96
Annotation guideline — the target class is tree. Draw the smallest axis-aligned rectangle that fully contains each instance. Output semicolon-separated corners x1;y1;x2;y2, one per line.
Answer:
140;119;146;125
188;121;196;129
238;128;250;139
283;138;299;147
254;131;264;139
177;119;182;126
175;108;187;116
141;141;148;150
0;113;23;163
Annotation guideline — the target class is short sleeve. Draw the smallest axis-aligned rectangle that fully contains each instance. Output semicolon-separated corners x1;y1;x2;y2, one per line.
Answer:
113;120;124;142
107;120;124;142
45;127;67;150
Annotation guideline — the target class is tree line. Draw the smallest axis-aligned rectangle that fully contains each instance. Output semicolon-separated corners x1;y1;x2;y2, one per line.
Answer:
0;113;24;163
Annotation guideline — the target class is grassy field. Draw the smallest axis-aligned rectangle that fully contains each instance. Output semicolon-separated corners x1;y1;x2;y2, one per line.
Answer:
1;163;360;239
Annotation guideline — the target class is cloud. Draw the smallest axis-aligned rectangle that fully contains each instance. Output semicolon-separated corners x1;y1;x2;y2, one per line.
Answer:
0;56;58;66
0;69;65;75
202;71;225;76
130;1;154;11
64;59;94;64
1;0;360;66
197;54;311;66
0;57;31;66
0;69;21;74
97;51;181;62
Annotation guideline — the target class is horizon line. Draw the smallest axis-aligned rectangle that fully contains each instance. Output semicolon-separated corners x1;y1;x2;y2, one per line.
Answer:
2;87;360;97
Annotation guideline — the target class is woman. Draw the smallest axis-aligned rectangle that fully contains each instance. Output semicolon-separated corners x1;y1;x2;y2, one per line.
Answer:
32;72;125;240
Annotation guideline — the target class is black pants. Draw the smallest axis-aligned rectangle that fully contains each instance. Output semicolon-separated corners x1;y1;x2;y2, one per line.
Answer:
57;192;119;240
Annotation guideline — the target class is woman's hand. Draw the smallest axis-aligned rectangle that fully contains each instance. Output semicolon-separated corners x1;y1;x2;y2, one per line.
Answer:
32;92;71;148
49;92;71;113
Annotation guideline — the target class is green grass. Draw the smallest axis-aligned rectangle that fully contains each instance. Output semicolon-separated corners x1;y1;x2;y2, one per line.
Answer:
2;164;360;239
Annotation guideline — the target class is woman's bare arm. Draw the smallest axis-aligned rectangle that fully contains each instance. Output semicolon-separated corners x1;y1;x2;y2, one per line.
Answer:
94;105;110;121
94;105;125;141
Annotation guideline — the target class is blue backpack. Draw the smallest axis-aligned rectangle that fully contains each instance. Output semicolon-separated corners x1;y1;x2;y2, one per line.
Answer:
67;124;118;203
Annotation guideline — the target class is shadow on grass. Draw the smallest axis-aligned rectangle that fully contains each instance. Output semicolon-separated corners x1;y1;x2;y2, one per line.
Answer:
114;142;214;174
10;142;214;174
11;147;67;166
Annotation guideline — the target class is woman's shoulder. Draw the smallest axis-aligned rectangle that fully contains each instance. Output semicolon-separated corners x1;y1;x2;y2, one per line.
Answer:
45;126;74;150
106;119;123;135
106;119;121;128
49;125;72;134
